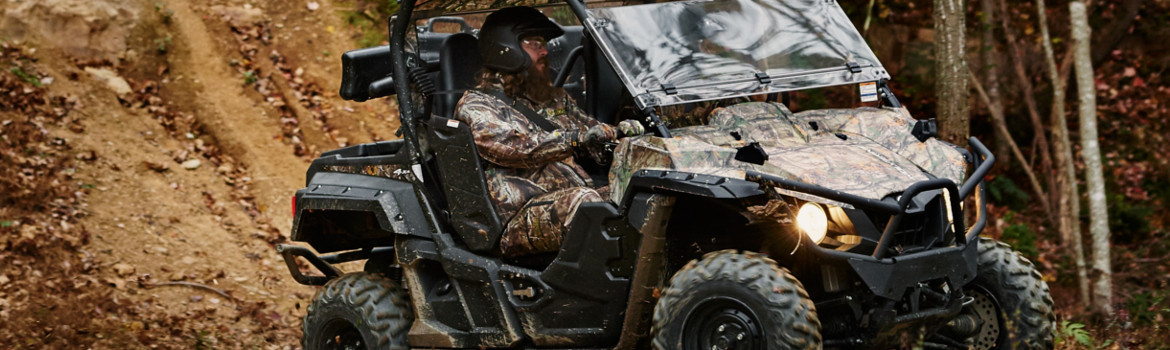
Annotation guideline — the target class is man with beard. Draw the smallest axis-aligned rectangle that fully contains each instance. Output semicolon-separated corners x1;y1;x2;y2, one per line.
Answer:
454;6;643;258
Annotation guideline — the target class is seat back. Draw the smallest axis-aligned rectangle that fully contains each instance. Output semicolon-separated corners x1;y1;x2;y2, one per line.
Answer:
547;26;586;105
417;17;474;65
424;116;503;252
436;33;482;119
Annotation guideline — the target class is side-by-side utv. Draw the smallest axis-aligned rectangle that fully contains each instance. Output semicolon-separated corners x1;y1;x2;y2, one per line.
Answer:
277;0;1056;349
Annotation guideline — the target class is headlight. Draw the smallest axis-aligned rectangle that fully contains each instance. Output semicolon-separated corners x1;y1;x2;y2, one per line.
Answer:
796;202;828;244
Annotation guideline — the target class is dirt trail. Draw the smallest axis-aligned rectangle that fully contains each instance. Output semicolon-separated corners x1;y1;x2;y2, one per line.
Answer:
0;0;401;347
165;0;305;233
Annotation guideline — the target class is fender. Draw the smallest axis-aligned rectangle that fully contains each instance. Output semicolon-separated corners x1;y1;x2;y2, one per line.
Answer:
292;172;431;253
620;169;766;207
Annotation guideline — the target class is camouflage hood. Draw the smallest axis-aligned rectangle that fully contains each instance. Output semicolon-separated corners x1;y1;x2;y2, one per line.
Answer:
608;102;968;204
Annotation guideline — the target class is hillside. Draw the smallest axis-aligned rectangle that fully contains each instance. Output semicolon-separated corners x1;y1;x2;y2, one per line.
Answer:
0;0;397;347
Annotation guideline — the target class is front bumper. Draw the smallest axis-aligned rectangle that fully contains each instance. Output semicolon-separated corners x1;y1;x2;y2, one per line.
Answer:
745;137;994;299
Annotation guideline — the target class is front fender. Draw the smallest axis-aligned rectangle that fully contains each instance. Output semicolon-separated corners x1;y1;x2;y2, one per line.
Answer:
292;172;431;253
620;169;765;207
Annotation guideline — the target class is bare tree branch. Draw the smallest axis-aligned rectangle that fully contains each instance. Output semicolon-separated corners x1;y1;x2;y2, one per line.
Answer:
1091;0;1145;65
997;0;1055;220
1037;0;1090;306
969;70;1053;216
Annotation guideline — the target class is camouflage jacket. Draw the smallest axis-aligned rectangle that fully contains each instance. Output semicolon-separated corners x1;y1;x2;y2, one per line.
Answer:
454;78;615;220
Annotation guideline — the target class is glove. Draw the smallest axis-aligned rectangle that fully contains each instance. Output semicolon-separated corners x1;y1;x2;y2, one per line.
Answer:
581;124;617;144
617;120;645;137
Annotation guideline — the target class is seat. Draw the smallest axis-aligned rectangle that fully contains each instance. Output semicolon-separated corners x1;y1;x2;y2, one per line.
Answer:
435;33;482;119
423;116;504;253
547;26;586;105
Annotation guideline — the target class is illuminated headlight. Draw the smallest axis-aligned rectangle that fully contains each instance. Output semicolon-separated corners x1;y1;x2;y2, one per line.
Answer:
796;203;828;244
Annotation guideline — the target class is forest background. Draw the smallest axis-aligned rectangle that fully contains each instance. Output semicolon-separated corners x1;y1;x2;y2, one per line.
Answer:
0;0;1166;348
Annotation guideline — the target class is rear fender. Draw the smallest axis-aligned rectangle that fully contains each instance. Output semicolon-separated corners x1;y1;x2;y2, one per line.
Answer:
293;172;431;253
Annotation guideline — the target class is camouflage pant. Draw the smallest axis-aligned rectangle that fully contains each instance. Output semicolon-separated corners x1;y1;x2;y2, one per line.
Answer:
498;187;602;258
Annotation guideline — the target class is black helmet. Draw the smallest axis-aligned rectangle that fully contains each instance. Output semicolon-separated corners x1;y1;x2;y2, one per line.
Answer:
478;6;564;73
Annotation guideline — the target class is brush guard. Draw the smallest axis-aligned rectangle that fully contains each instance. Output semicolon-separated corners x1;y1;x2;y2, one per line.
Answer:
744;137;995;299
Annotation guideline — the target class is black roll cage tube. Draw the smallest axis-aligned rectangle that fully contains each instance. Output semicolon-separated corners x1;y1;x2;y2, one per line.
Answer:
390;0;424;162
745;136;995;261
389;0;455;241
565;0;589;24
552;46;584;88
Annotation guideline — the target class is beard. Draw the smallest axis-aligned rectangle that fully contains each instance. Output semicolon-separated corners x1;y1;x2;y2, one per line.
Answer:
481;57;558;104
521;57;558;104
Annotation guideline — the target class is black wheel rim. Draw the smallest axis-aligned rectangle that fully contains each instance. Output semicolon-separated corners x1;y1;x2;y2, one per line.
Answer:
320;319;366;350
682;297;764;350
967;287;1004;350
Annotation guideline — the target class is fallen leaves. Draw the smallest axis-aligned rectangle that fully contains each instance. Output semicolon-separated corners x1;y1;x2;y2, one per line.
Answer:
1;39;301;349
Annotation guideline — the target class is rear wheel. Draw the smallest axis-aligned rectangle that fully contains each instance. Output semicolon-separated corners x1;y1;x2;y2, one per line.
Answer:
951;238;1055;350
303;272;412;350
652;250;821;350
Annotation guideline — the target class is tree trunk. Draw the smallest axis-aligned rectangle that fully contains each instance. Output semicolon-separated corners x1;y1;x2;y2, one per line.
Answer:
1090;0;1145;66
934;0;970;146
997;0;1055;220
980;0;1012;165
1038;0;1090;307
1071;0;1113;316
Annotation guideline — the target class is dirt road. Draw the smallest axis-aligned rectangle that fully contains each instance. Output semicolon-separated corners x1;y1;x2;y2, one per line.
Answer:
0;0;398;347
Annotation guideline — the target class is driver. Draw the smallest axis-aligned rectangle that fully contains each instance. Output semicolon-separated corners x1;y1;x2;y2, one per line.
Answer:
454;6;643;258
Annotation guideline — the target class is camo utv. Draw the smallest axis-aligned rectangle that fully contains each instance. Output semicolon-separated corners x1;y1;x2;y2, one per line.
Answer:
278;0;1056;349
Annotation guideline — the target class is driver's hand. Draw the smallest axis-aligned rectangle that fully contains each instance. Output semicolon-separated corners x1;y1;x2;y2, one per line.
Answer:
618;120;645;137
582;124;618;144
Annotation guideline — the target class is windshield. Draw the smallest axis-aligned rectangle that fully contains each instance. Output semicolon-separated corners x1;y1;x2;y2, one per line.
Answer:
586;0;889;108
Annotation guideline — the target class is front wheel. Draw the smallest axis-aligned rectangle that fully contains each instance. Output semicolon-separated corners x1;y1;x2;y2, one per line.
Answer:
303;272;413;350
952;238;1055;350
652;250;822;350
